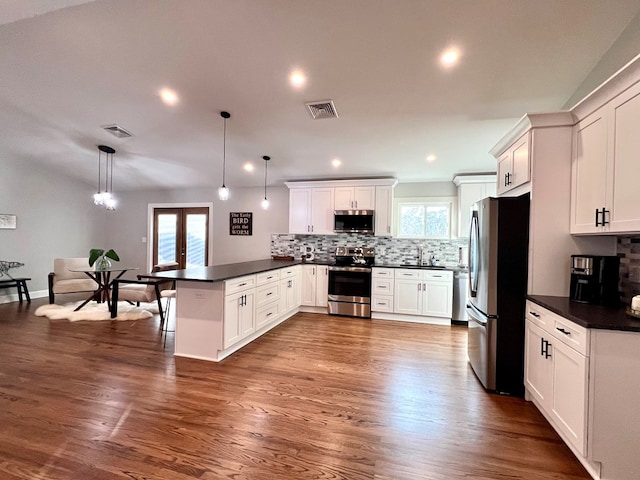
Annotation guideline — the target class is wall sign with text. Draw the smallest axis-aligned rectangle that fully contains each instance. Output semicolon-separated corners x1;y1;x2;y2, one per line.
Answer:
230;212;252;236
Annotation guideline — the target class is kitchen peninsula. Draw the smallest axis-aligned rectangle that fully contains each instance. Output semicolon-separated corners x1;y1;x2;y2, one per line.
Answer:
141;259;302;362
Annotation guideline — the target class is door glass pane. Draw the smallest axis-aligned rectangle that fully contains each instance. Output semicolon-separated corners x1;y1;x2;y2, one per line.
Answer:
157;214;178;264
185;214;207;268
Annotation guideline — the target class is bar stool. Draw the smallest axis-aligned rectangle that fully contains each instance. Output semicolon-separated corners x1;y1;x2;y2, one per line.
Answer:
160;288;176;347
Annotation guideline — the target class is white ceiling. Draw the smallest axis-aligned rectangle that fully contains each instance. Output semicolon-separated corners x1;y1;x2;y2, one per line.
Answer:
2;0;640;191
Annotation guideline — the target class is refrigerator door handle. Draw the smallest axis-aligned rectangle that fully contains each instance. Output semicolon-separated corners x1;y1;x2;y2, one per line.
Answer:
469;209;480;297
467;302;490;326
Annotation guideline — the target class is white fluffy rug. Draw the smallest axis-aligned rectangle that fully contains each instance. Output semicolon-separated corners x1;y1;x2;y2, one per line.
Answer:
35;301;160;322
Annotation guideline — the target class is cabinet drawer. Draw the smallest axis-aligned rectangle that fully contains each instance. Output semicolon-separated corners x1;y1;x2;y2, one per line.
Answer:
280;266;298;279
395;269;421;280
372;295;394;313
372;278;394;295
551;315;589;356
372;267;394;278
525;300;552;330
256;301;280;329
424;270;453;281
225;275;256;295
257;270;281;286
256;282;280;308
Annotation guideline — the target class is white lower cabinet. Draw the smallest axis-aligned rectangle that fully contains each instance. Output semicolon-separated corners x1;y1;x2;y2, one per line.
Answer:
524;300;588;455
279;266;301;314
301;264;328;307
371;267;394;313
393;269;453;319
223;282;256;349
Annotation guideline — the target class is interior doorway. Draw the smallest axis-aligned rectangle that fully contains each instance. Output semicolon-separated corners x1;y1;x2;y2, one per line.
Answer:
150;205;211;270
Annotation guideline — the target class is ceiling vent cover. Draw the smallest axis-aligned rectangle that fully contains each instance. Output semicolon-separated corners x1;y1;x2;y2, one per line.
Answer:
102;124;133;138
305;100;339;119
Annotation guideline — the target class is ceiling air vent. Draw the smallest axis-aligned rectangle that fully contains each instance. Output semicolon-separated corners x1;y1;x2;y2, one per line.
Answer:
102;124;133;138
305;100;339;119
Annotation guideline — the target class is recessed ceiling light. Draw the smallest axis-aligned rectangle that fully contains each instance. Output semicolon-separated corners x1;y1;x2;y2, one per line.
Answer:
159;87;179;106
426;154;437;163
243;162;255;172
440;47;461;68
331;158;342;168
289;70;307;89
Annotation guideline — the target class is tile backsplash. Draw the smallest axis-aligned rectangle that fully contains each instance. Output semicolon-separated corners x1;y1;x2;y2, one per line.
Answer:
271;233;468;266
618;237;640;303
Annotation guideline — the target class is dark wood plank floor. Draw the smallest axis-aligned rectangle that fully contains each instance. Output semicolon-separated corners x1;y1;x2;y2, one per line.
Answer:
0;299;590;480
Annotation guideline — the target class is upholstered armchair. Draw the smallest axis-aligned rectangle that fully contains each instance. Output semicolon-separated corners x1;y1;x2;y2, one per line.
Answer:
48;258;98;304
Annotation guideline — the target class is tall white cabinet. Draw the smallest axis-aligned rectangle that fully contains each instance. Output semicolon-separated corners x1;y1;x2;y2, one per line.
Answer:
453;175;496;238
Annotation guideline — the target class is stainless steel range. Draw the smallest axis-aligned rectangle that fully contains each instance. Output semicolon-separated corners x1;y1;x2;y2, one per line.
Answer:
328;246;374;318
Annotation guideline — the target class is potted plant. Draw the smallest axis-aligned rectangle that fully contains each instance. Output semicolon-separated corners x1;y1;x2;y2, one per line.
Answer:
89;248;120;271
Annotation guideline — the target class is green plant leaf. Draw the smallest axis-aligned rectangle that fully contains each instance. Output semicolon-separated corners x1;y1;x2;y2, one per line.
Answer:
89;249;105;267
105;249;120;262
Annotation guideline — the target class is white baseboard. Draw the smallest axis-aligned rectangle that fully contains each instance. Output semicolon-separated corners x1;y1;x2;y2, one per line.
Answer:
371;311;451;325
0;289;47;304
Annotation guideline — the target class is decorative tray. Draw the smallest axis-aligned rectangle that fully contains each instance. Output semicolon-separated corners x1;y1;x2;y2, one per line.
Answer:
625;307;640;320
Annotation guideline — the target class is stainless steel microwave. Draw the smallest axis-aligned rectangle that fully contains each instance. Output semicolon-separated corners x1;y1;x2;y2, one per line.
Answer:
334;210;375;234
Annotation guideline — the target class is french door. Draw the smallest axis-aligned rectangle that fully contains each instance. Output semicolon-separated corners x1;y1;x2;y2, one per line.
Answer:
153;207;209;269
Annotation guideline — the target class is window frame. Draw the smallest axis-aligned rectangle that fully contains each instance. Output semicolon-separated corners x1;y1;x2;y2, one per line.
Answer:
393;196;456;239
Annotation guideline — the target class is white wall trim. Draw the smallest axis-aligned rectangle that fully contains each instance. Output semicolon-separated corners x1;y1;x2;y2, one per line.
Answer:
146;202;214;271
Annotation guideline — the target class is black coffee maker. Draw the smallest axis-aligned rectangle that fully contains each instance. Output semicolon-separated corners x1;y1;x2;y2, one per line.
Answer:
570;255;620;306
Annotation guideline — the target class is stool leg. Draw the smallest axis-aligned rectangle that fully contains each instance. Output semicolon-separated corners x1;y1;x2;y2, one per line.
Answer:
16;282;23;303
20;280;30;303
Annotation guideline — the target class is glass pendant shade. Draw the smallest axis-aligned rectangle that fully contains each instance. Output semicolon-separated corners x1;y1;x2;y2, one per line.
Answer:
261;197;269;210
94;145;117;210
218;185;229;201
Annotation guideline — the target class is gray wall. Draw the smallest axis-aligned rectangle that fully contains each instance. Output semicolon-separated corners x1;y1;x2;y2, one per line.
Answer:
394;181;457;198
0;157;103;299
104;185;290;277
564;12;640;109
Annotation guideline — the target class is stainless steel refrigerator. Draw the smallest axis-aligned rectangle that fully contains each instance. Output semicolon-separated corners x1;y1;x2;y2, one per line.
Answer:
467;194;530;396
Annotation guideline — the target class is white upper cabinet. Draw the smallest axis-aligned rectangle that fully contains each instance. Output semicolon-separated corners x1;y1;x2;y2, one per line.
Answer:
453;175;496;238
571;80;640;234
334;186;375;210
287;187;334;234
286;179;397;235
496;132;530;195
374;185;394;236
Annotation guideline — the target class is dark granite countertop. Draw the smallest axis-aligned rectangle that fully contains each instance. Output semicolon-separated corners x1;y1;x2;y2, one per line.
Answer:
140;259;302;283
527;295;640;333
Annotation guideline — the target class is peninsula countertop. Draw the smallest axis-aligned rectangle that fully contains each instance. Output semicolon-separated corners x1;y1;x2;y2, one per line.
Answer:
140;259;302;283
527;295;640;333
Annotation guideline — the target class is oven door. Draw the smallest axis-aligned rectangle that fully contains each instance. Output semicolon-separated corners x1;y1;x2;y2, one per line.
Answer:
327;266;372;318
327;266;372;303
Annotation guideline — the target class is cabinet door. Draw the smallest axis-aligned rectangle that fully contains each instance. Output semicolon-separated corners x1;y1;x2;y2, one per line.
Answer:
394;278;422;315
570;109;608;233
510;133;530;190
223;292;243;348
524;320;553;410
374;185;393;236
458;183;487;238
551;339;588;455
334;187;354;210
609;82;640;232
423;281;452;318
300;265;316;306
310;188;335;234
496;152;512;196
315;265;329;307
353;186;375;209
239;291;255;339
289;189;311;234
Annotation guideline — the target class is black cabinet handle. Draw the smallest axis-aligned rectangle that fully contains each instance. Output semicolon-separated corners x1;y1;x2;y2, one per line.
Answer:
529;311;540;318
540;337;545;356
602;207;610;226
544;340;552;359
595;208;601;227
504;173;508;187
556;327;571;335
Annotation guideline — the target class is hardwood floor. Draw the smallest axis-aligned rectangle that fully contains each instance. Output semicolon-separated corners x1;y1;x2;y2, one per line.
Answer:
0;299;590;480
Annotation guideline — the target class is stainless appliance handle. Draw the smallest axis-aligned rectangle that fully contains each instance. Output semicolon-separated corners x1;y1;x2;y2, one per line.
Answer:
328;266;372;273
467;302;491;326
469;209;480;297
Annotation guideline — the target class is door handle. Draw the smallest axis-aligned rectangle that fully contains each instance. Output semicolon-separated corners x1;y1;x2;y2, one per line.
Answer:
529;311;540;318
540;337;545;356
601;207;609;226
595;208;601;227
556;327;571;336
544;340;552;359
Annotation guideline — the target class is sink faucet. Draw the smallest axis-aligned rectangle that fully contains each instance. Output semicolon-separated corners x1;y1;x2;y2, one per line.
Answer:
418;246;425;265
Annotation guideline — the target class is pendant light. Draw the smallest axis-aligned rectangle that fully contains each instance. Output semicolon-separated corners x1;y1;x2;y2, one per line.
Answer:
93;145;116;210
261;155;270;210
217;111;231;201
